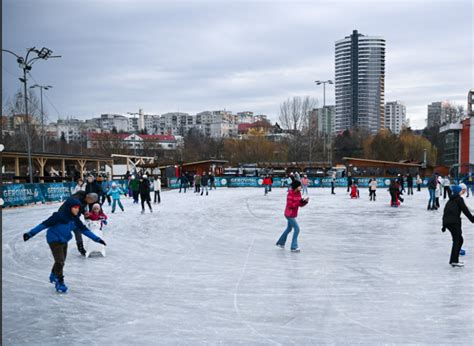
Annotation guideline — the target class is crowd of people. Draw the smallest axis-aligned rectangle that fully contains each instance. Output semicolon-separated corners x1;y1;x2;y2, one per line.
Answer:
21;168;473;294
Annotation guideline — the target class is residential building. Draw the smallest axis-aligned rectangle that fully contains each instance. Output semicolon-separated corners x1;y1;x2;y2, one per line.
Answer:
385;101;407;134
87;133;181;151
427;102;445;128
312;106;335;136
335;30;385;134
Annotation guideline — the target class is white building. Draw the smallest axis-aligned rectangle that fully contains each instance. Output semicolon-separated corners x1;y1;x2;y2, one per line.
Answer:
385;101;407;134
94;114;129;132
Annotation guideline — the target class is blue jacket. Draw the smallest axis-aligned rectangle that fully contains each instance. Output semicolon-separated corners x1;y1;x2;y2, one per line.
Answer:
27;198;101;244
107;187;124;200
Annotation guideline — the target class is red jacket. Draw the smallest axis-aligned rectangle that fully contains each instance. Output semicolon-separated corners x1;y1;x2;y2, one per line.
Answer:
284;189;306;218
85;211;108;221
263;177;271;186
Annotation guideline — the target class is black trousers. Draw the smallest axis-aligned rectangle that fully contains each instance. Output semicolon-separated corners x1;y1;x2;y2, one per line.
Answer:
443;186;451;199
154;191;161;203
331;182;335;194
407;186;413;195
49;242;68;280
390;191;397;204
446;224;463;264
101;193;111;205
369;190;376;200
417;184;421;192
141;193;152;210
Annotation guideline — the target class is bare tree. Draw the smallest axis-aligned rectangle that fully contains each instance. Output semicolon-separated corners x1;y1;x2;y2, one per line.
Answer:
279;96;317;132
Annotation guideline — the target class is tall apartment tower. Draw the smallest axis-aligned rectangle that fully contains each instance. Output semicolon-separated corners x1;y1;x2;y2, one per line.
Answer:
385;101;407;134
335;30;386;134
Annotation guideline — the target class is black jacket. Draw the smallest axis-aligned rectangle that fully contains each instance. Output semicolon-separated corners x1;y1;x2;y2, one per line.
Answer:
85;181;102;195
139;179;151;195
407;175;413;187
443;195;474;226
428;177;437;190
201;175;209;186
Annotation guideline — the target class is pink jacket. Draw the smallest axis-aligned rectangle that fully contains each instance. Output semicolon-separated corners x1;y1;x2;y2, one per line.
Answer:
284;189;306;218
301;177;309;186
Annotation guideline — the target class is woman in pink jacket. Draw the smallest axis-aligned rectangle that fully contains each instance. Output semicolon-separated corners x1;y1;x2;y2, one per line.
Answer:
275;180;309;252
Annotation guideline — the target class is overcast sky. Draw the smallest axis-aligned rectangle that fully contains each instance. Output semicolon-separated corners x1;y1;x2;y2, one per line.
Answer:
2;0;472;128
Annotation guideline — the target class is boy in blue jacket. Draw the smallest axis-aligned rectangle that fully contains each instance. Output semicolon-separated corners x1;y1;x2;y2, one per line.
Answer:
23;198;106;293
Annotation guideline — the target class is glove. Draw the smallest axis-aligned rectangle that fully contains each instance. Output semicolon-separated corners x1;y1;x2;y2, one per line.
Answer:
102;220;108;225
98;239;107;246
442;226;446;233
23;233;31;241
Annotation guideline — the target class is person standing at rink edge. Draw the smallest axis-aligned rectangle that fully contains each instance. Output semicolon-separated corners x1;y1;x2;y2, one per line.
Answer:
442;184;474;267
275;180;309;252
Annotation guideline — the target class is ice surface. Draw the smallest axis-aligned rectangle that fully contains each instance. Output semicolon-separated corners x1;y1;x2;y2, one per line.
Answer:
2;187;474;344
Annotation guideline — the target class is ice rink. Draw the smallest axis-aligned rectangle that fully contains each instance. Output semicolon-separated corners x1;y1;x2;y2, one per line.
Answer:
2;186;474;344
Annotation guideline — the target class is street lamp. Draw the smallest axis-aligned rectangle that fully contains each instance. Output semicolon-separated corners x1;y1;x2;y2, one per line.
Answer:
30;84;53;152
315;80;333;108
2;47;61;183
315;79;334;165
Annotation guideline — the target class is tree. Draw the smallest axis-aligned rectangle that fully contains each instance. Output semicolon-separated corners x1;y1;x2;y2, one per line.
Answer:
279;96;317;132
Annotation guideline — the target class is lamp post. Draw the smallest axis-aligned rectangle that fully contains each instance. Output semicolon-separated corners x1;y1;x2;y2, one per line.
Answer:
30;84;53;152
2;47;61;183
315;79;334;164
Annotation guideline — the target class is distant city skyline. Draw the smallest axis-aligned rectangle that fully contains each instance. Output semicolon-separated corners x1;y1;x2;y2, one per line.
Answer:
2;0;472;129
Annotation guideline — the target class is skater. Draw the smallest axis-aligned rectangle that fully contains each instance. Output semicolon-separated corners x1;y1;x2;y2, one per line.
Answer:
275;180;309;252
331;171;336;195
72;178;86;194
85;203;108;230
23;198;106;293
263;175;271;195
347;172;353;193
139;175;153;213
406;173;414;195
389;179;400;207
209;172;216;190
201;172;209;196
100;177;112;206
416;174;422;192
178;173;188;193
107;182;125;213
397;174;405;194
427;173;438;210
194;174;201;193
85;175;103;209
301;175;309;195
59;191;99;256
369;178;377;201
153;175;161;204
435;174;443;208
130;175;140;203
350;183;359;199
269;175;273;192
442;175;451;199
442;184;474;267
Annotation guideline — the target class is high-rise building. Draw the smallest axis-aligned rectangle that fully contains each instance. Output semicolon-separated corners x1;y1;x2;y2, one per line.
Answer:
385;101;407;134
335;30;385;134
312;106;335;136
427;102;444;128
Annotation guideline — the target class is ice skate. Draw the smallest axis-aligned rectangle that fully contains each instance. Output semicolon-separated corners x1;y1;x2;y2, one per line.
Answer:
451;262;464;267
49;272;57;284
275;244;284;249
149;207;153;213
141;210;145;214
291;248;301;253
55;279;68;293
77;242;86;256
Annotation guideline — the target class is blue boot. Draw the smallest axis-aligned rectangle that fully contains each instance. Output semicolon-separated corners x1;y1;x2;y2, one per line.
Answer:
55;278;68;293
49;272;57;284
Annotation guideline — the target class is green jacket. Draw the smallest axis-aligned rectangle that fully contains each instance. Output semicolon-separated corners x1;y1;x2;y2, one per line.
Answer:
130;179;140;191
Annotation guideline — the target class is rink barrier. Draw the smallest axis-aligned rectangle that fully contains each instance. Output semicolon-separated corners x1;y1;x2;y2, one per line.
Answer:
167;177;428;189
1;180;129;207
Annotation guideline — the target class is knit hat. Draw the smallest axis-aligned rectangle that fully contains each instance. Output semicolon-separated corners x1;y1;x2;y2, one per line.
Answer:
451;185;462;196
92;203;101;211
291;180;302;190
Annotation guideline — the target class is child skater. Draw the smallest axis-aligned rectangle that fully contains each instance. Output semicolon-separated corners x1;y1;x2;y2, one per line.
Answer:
442;184;474;267
275;180;309;252
85;203;108;230
107;182;125;213
350;182;360;198
22;198;106;293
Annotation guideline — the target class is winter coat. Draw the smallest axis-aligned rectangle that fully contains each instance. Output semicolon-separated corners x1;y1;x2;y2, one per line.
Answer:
301;177;309;186
389;180;399;193
407;175;413;187
210;175;215;182
178;175;188;184
369;180;377;191
201;175;209;186
284;189;307;218
107;187;124;200
130;179;140;192
443;195;474;226
27;198;101;244
139;179;151;195
194;176;202;185
428;176;437;190
416;176;422;185
72;184;86;194
85;181;102;195
153;179;162;191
